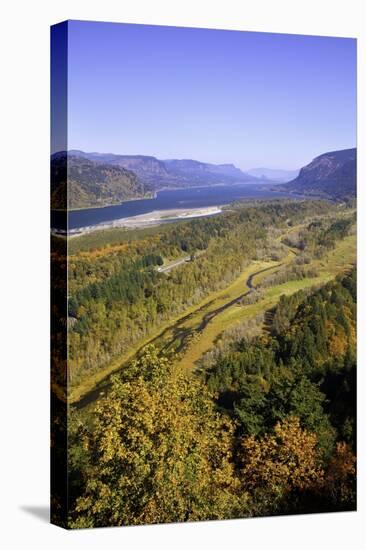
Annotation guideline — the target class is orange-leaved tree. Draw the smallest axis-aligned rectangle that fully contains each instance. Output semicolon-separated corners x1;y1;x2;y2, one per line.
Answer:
239;416;324;514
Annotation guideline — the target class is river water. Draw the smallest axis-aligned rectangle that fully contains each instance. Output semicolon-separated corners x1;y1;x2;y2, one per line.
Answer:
52;183;301;231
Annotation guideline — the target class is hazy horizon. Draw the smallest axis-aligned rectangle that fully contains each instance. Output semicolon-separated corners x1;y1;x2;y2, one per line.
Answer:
52;21;356;170
55;145;356;173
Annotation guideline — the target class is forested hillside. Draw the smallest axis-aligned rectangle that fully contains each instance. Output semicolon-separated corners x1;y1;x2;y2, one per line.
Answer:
51;153;146;209
49;196;357;528
67;269;356;527
64;200;340;395
206;269;356;451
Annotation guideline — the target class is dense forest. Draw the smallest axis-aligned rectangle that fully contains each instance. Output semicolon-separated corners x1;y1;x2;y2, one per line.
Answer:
66;268;356;527
49;197;357;527
63;200;346;392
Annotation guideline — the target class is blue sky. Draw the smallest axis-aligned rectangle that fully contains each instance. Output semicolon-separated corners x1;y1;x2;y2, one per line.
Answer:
61;20;356;170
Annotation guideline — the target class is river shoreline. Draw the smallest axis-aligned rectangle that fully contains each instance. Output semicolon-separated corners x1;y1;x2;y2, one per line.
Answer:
66;206;223;237
51;184;311;237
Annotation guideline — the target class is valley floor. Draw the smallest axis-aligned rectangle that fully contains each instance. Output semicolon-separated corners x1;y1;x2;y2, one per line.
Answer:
70;224;356;407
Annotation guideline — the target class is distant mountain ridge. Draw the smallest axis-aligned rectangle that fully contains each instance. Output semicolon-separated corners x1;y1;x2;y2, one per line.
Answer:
162;158;256;185
68;150;259;188
246;167;299;182
51;147;356;210
52;150;261;210
69;150;169;183
278;148;356;199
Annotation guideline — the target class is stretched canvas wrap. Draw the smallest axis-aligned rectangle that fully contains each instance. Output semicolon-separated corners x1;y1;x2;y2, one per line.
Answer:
51;20;357;529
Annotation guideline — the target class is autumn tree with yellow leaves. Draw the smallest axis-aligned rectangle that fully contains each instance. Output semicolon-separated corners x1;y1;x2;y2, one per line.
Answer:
239;417;324;515
70;347;242;528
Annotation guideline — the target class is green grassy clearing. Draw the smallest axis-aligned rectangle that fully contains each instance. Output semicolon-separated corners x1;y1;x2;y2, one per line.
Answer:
177;234;356;371
67;257;276;402
68;222;355;404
